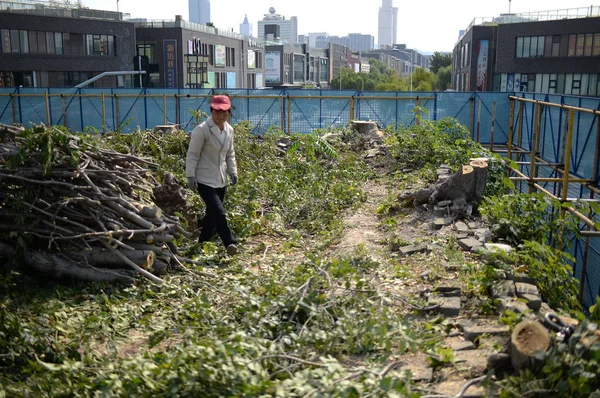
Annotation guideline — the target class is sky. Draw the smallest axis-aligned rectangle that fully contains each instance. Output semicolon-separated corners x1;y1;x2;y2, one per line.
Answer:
83;0;598;53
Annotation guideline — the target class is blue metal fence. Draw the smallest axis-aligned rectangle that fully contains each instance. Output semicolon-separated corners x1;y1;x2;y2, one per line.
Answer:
2;87;600;308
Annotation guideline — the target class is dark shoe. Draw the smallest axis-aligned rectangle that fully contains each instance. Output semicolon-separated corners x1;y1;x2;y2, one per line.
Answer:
226;244;238;256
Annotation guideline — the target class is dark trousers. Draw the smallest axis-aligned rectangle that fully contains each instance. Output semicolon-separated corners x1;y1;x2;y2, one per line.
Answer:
196;183;236;247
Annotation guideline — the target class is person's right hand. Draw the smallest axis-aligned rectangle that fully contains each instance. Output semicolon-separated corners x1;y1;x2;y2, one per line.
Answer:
187;177;197;190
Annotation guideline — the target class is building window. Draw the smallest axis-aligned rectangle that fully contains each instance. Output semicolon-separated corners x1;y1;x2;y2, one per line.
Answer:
86;34;115;56
208;44;214;66
568;33;600;57
552;35;560;57
516;36;547;58
137;44;154;63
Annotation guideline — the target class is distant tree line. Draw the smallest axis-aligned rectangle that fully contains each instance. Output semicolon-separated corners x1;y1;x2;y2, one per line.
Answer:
330;52;452;92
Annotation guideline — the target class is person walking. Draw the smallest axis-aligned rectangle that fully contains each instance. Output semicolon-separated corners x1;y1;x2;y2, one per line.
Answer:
186;95;239;255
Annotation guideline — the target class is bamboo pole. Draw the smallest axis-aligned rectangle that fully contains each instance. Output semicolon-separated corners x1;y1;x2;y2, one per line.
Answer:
45;91;51;125
509;95;600;116
490;101;496;152
469;95;475;138
529;102;541;193
476;98;481;142
163;94;167;125
115;95;120;131
287;95;291;134
561;110;576;205
101;92;106;133
416;97;421;127
507;98;515;176
350;96;355;121
10;93;16;124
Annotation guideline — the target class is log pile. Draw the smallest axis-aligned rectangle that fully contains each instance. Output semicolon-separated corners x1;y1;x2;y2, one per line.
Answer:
0;123;192;284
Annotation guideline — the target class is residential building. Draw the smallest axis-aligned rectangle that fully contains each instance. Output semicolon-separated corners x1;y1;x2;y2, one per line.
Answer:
0;0;135;88
308;32;327;48
378;0;398;48
135;15;265;89
265;43;329;88
452;6;600;96
257;7;298;44
239;14;252;37
363;46;430;76
307;32;374;52
189;0;210;25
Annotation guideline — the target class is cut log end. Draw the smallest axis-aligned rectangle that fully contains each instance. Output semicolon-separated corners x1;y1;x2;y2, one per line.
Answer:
510;320;550;370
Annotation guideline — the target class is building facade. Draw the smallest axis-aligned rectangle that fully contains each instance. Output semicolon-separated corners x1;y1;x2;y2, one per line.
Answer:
378;0;398;49
257;8;298;44
453;7;600;96
265;43;329;88
0;1;135;88
135;16;265;89
189;0;210;25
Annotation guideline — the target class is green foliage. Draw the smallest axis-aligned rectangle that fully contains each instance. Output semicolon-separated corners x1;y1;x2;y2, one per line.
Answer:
435;65;452;91
480;193;579;246
386;117;483;172
429;52;452;74
513;241;581;312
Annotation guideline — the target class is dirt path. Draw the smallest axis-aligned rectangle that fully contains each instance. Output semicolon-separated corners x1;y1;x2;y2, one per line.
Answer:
330;177;389;261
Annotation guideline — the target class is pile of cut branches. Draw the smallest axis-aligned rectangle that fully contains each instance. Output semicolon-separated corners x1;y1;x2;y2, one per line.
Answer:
0;123;192;284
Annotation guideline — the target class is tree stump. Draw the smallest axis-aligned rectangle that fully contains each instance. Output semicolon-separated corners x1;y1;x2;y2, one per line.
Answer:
510;320;550;370
348;120;385;143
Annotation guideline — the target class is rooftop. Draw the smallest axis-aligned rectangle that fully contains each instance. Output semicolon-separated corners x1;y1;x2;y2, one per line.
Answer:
458;5;600;44
0;0;129;21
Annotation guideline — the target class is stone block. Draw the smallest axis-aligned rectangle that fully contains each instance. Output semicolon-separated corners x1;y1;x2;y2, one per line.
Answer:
462;325;510;342
400;244;430;256
511;273;536;284
455;232;469;240
437;200;453;207
521;293;542;310
454;221;470;234
434;381;484;397
445;337;476;351
474;228;493;242
515;282;540;297
433;217;454;229
457;238;484;251
454;349;494;376
429;295;461;317
398;365;433;382
484;243;514;254
490;280;516;299
497;298;529;314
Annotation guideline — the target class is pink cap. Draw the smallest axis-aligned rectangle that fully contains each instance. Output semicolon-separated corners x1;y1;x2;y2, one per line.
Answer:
210;95;231;111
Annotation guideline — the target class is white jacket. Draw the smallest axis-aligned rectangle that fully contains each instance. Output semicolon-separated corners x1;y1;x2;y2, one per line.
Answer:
185;116;237;188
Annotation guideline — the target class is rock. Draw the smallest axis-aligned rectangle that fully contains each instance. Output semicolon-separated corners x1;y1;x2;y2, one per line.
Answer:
515;282;539;297
419;270;431;280
429;296;461;317
434;381;485;397
497;298;530;314
490;280;516;299
491;269;509;280
448;329;461;337
434;217;454;229
521;294;542;310
436;285;462;295
484;243;513;254
455;232;469;240
463;325;510;342
511;273;536;284
454;349;494;376
365;148;381;158
458;238;484;251
398;365;433;382
474;228;493;242
454;221;470;234
400;244;430;256
456;318;476;330
467;222;480;229
445;337;476;351
438;200;453;207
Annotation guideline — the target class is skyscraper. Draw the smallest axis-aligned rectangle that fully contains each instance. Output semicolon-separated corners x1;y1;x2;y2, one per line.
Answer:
189;0;210;25
240;14;252;36
378;0;397;48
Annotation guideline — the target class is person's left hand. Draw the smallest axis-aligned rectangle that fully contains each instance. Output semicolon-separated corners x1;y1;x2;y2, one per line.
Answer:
230;175;238;185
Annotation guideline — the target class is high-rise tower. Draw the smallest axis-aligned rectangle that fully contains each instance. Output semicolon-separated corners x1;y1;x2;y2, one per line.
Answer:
378;0;398;48
240;14;252;36
189;0;210;25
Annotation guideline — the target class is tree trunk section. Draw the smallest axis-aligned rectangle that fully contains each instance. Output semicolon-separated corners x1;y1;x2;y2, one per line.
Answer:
510;320;550;370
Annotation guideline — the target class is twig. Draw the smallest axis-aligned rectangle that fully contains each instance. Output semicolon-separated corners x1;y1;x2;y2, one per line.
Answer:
420;375;487;398
252;354;326;368
102;242;164;284
288;277;313;323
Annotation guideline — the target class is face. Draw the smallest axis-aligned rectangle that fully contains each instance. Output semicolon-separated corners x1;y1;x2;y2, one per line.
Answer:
211;108;229;126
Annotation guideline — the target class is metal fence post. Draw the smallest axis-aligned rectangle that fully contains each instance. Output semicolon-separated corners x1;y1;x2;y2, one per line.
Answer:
490;102;496;152
287;95;291;134
350;96;355;121
10;93;16;124
44;91;51;125
163;94;167;125
416;96;421;127
507;98;515;177
115;94;120;132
